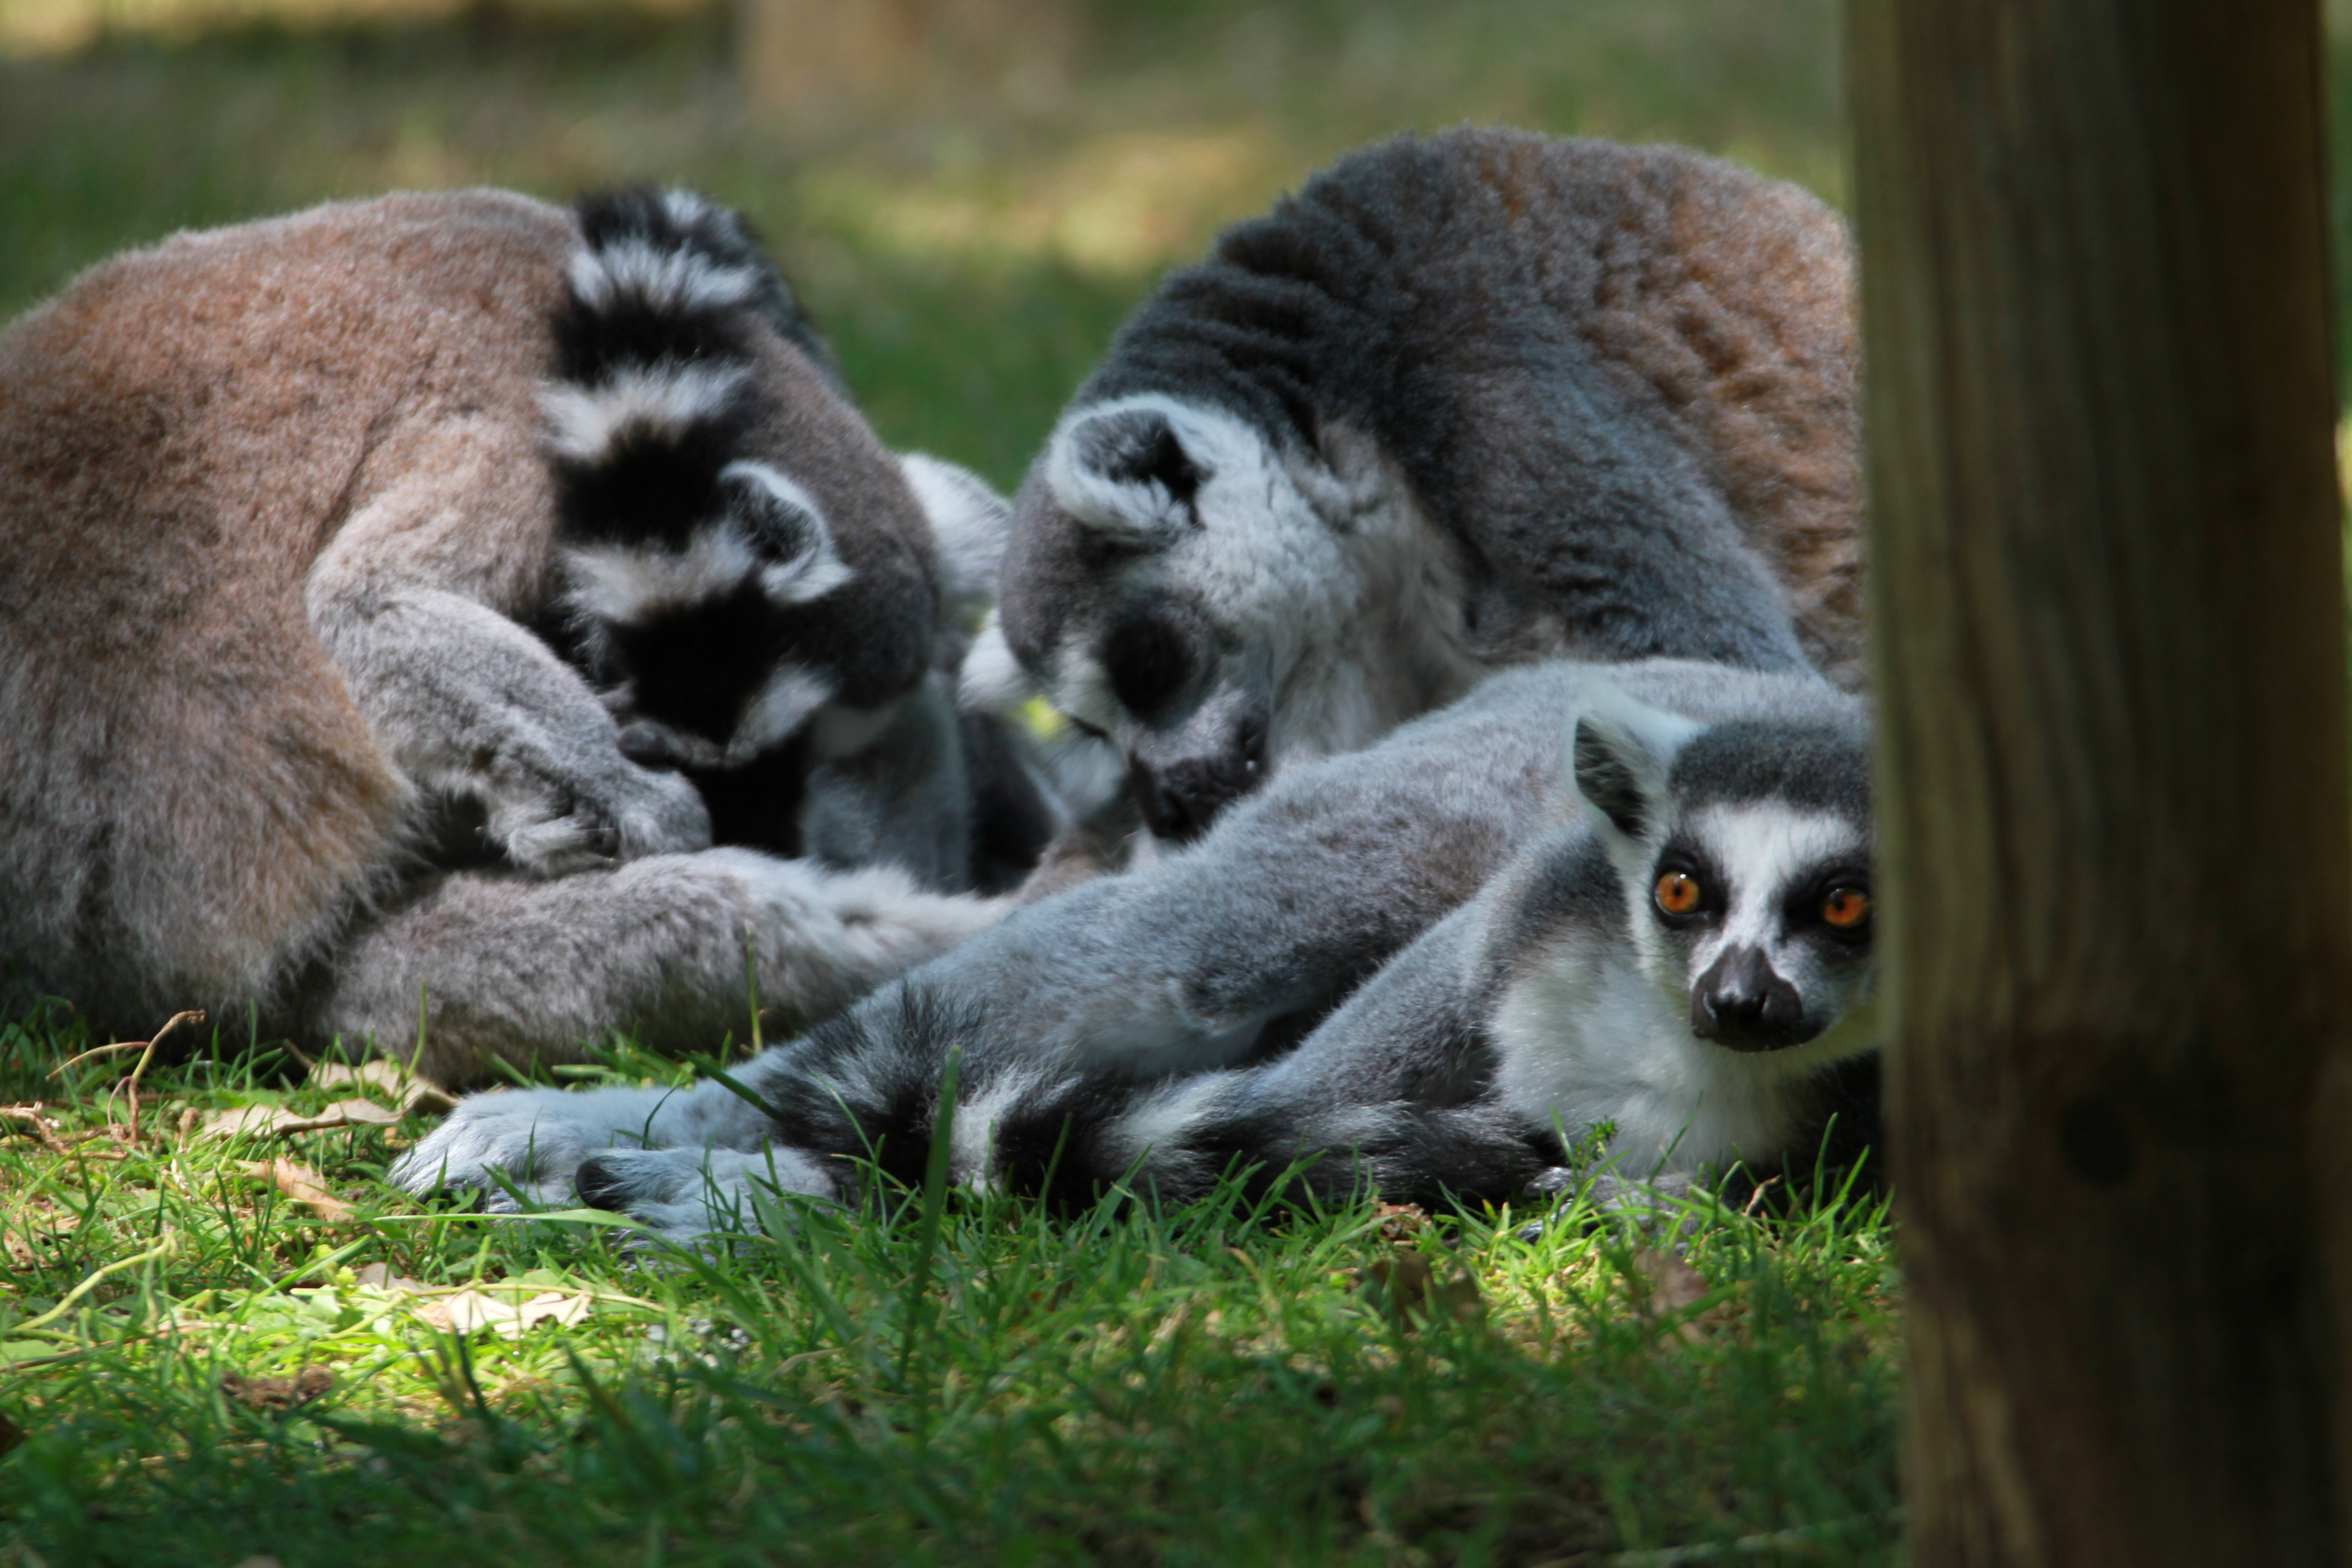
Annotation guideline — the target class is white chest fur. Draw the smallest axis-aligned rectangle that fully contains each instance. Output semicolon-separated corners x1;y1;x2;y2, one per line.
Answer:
1490;938;1871;1174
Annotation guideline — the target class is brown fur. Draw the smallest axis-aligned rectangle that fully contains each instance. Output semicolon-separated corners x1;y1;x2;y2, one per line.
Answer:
0;191;995;1060
1561;142;1862;686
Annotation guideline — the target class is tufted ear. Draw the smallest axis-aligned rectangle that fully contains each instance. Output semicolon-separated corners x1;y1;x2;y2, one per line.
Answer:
899;451;1012;622
957;610;1040;712
721;460;853;606
1566;677;1704;850
1044;402;1211;541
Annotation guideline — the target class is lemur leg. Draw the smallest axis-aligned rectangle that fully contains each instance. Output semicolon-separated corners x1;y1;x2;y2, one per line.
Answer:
306;421;711;875
326;847;1006;1085
386;1027;837;1220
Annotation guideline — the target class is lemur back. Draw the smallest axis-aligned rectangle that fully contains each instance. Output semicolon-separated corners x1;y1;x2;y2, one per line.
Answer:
0;189;1029;1072
965;130;1859;844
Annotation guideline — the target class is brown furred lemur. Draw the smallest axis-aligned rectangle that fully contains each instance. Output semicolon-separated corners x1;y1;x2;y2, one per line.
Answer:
0;187;1048;1080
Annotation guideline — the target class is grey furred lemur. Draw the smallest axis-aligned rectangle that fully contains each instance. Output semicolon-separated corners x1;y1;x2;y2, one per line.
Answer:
962;129;1860;845
390;659;1878;1244
0;186;1046;1081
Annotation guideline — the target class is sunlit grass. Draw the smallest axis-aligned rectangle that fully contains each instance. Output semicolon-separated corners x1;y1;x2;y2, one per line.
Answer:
0;1000;1901;1567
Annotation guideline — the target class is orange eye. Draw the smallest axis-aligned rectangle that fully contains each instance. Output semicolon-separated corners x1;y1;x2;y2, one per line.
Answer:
1654;871;1702;916
1822;887;1872;929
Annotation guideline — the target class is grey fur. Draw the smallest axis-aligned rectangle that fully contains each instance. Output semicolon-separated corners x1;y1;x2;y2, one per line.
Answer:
964;130;1860;843
0;189;1019;1075
390;659;1879;1239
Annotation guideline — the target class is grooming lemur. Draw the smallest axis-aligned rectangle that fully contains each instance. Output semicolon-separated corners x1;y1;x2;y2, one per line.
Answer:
0;187;1046;1081
392;659;1878;1243
963;129;1861;843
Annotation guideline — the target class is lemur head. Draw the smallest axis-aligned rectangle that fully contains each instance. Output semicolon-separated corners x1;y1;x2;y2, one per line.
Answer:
541;188;1009;848
964;394;1477;843
1567;678;1877;1056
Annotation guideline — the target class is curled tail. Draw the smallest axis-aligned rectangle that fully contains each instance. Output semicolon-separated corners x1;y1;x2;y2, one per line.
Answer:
543;187;848;588
756;988;1556;1211
538;187;863;815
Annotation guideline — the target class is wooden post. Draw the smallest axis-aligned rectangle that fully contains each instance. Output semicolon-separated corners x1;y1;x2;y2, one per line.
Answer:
1849;2;2352;1562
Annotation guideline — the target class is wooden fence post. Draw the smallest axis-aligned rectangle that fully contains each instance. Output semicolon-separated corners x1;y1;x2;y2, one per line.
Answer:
1849;2;2352;1561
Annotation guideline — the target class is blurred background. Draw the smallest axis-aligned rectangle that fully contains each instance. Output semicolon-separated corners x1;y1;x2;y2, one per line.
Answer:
0;0;2344;494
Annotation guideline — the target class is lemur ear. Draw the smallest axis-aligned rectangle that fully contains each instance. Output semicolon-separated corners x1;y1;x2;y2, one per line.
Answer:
959;609;1040;712
1046;404;1207;540
1567;677;1704;846
900;452;1011;622
720;460;853;606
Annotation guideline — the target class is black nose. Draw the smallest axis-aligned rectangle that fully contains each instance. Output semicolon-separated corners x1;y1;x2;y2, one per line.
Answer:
1127;712;1269;843
1690;946;1818;1052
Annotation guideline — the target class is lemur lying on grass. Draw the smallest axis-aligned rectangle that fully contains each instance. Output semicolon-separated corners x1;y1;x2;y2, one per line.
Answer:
392;659;1877;1242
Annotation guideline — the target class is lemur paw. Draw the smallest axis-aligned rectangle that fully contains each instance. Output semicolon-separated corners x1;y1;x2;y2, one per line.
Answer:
575;1147;840;1250
386;1088;614;1209
609;763;714;858
491;761;711;876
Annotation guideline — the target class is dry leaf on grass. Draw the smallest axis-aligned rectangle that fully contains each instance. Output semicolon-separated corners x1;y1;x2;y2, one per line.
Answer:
309;1060;457;1115
1630;1248;1714;1345
235;1159;354;1222
333;1266;597;1338
196;1063;457;1143
351;1262;431;1293
1358;1253;1485;1328
220;1367;334;1411
203;1099;403;1141
420;1289;594;1338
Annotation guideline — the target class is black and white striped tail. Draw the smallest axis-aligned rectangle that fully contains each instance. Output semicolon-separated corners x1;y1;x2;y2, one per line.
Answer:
537;186;858;761
544;188;832;560
756;988;1559;1212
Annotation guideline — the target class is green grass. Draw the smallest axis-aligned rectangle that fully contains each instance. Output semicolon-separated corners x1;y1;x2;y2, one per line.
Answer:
0;0;1848;490
0;1002;1901;1567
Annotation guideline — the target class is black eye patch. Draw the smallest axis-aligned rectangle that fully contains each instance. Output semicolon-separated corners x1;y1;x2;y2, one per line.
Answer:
1789;868;1876;945
1101;607;1198;720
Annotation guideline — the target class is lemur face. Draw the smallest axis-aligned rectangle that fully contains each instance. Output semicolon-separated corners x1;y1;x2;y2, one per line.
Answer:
967;395;1476;842
1641;802;1875;1052
1569;681;1877;1058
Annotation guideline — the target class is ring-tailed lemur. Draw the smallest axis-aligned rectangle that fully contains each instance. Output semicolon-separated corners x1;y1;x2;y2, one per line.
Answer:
389;659;1877;1242
962;129;1861;843
0;187;1038;1080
